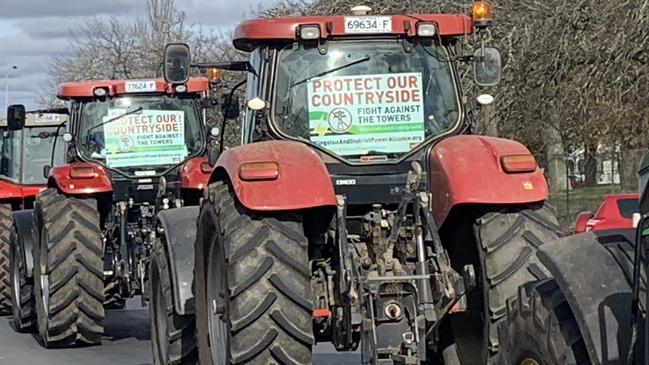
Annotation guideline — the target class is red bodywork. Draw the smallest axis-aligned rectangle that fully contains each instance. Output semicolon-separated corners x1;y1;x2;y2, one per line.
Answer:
57;77;209;99
179;157;212;191
573;211;592;233
430;135;548;226
211;136;548;217
0;179;45;203
573;193;640;233
233;14;473;51
49;162;113;195
210;141;337;211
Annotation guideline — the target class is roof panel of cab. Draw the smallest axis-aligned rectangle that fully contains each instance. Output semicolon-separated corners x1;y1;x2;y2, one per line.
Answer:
57;77;209;99
233;14;473;51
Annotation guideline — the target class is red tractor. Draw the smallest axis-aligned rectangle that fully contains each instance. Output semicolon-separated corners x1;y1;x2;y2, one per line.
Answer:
7;77;233;347
151;3;563;364
0;108;68;316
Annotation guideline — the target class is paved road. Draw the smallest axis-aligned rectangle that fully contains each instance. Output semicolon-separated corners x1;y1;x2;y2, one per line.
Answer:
0;301;360;365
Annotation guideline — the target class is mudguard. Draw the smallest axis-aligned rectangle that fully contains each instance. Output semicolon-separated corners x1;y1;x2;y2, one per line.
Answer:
429;135;548;226
210;140;337;211
157;206;199;315
11;210;34;278
179;156;211;191
49;162;113;195
537;232;634;364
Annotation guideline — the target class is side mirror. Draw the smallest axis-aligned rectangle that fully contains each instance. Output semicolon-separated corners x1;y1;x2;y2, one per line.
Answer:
43;165;51;179
573;211;593;234
7;104;26;130
207;145;220;167
473;47;502;87
222;95;240;120
164;43;191;84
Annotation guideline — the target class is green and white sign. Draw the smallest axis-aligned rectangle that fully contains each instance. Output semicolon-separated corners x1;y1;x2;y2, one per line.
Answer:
103;109;187;168
307;72;425;156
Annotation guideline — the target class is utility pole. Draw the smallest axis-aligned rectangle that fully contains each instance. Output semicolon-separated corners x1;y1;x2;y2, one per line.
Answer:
4;65;18;112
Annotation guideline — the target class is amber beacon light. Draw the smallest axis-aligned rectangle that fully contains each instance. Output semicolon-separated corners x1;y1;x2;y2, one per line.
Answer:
472;1;493;28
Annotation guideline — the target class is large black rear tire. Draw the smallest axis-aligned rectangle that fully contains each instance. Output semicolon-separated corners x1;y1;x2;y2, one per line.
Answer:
33;188;105;347
195;183;313;364
10;223;35;332
150;237;198;365
0;203;12;315
498;279;590;365
449;203;563;363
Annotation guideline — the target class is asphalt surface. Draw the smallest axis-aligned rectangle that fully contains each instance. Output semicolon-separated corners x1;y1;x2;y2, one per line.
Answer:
0;300;360;365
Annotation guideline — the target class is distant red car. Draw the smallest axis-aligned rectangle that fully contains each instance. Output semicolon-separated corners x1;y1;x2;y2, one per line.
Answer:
574;193;639;233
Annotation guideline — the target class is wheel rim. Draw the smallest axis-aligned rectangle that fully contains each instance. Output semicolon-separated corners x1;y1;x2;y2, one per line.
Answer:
39;224;49;317
11;240;21;313
206;239;228;364
152;264;168;364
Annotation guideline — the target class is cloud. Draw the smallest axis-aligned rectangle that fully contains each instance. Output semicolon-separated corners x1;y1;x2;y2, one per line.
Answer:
0;0;142;18
0;0;278;109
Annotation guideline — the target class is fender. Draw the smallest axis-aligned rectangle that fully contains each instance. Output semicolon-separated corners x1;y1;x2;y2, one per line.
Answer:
49;162;113;195
179;156;211;191
11;210;34;278
0;180;45;206
209;140;337;211
429;135;548;226
157;206;200;315
537;231;635;364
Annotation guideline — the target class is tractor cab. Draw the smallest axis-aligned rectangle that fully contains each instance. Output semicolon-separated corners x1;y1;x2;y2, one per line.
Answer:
0;109;68;208
225;5;502;207
56;78;211;202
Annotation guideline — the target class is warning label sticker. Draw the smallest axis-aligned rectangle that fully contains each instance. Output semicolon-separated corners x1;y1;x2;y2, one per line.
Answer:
103;109;187;168
307;72;425;156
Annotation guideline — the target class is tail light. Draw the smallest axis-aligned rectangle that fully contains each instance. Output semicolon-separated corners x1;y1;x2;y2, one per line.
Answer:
239;162;279;181
69;166;98;179
313;309;330;318
586;218;604;231
500;154;537;173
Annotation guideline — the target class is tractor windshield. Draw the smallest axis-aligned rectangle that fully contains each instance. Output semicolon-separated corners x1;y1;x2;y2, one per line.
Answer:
0;126;66;185
76;94;203;174
273;39;460;161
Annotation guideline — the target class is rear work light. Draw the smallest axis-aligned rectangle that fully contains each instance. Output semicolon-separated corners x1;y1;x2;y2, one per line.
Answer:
93;87;108;97
69;166;98;179
500;154;537;173
298;25;321;40
239;162;279;181
416;22;437;37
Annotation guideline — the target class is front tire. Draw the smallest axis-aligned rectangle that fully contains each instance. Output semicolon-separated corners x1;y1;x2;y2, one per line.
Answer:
10;223;35;332
0;203;13;315
150;237;198;365
33;188;105;347
195;183;314;364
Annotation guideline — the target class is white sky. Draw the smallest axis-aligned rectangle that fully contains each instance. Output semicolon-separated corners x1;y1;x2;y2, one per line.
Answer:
0;0;276;109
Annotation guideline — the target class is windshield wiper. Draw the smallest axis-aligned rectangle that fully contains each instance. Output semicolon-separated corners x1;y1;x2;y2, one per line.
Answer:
364;150;397;156
88;107;144;132
291;56;371;87
32;131;61;139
